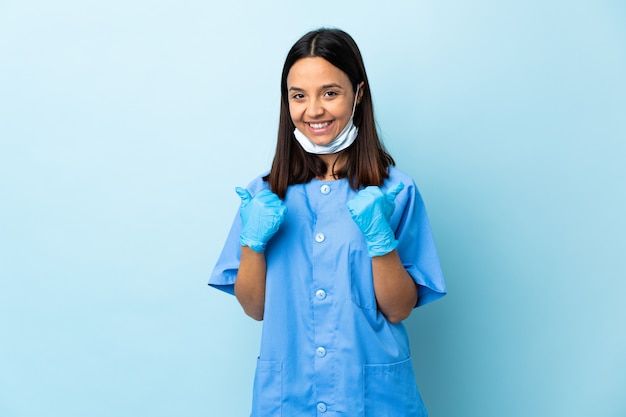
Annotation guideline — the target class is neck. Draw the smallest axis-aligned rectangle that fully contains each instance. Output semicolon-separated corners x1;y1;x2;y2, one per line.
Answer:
317;153;346;181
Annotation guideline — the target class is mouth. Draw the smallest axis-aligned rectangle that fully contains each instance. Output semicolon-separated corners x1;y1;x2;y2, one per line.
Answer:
306;120;334;134
308;121;331;128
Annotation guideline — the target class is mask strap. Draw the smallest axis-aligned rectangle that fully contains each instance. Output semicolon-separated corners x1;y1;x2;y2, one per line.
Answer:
351;84;360;118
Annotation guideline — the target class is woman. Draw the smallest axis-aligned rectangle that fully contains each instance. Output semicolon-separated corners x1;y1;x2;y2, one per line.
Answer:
209;28;446;417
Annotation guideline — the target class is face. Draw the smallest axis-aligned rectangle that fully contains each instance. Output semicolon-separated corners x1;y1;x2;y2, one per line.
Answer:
286;57;361;146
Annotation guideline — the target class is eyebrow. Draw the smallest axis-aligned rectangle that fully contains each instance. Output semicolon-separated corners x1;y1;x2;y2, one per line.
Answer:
288;83;346;92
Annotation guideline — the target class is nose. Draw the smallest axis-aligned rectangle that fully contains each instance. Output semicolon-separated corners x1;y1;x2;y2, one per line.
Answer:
305;97;324;118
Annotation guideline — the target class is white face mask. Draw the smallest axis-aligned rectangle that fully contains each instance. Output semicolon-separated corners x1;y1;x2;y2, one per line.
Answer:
293;85;360;155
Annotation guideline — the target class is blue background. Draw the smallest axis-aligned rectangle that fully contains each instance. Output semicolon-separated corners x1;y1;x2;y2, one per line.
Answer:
1;1;625;416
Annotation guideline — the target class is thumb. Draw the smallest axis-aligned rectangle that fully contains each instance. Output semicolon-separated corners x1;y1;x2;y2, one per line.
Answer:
235;187;252;207
386;182;405;201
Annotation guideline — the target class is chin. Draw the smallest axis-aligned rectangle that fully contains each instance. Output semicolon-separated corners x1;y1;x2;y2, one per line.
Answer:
308;136;335;146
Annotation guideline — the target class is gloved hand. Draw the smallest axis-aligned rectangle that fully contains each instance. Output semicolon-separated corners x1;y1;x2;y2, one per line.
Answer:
347;182;404;257
235;187;288;252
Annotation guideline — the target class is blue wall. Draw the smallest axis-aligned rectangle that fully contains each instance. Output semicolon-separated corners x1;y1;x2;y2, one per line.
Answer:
1;1;624;416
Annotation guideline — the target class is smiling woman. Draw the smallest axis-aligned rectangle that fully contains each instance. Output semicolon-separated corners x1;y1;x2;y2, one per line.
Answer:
266;28;397;198
287;57;363;163
209;28;447;416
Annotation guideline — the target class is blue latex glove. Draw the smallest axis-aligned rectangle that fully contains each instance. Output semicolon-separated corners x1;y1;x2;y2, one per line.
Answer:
347;182;404;257
235;187;287;252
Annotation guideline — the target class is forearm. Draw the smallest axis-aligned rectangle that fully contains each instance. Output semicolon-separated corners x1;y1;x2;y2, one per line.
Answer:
234;246;267;321
371;250;418;323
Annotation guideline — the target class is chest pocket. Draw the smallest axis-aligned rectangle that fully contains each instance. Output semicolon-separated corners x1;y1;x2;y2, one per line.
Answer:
349;244;377;310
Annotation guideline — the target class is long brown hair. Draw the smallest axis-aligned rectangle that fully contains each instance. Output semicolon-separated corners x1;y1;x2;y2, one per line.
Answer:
265;28;395;199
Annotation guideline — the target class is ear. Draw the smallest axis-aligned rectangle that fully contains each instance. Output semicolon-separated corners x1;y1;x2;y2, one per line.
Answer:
357;81;365;103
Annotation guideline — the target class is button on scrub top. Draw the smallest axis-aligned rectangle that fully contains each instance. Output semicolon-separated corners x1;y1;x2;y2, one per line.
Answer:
209;166;447;417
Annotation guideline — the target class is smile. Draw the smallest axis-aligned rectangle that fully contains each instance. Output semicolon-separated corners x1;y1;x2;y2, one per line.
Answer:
308;121;332;129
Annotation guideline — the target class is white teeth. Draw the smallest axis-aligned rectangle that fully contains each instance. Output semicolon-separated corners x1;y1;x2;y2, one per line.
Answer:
309;122;330;129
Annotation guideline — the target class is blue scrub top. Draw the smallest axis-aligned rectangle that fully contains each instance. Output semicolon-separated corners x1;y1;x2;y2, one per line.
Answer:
209;166;446;417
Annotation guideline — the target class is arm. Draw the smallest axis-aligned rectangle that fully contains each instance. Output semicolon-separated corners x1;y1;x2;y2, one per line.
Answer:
235;246;267;321
348;183;417;323
371;250;418;324
233;187;287;321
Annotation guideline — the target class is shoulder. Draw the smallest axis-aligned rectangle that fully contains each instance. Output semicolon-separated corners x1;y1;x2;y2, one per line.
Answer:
384;166;424;205
386;166;415;186
244;171;271;194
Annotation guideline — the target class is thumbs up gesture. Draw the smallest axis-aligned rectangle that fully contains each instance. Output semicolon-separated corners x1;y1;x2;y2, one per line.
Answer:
347;183;404;257
235;187;288;253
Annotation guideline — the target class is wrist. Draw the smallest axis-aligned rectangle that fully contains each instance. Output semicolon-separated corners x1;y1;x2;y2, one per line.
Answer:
240;245;266;257
365;229;398;257
240;236;266;253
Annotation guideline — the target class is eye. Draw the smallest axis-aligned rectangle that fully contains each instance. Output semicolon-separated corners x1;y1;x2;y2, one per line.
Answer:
324;91;338;97
291;93;305;100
